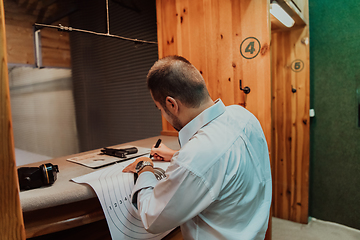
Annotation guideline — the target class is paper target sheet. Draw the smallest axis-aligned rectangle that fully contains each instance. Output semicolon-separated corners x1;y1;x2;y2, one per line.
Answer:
72;159;172;240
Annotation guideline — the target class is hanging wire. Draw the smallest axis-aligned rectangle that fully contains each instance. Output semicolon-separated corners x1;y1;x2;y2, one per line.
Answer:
34;23;157;44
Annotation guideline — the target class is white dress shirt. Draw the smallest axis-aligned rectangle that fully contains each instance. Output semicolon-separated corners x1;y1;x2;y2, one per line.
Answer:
132;99;272;240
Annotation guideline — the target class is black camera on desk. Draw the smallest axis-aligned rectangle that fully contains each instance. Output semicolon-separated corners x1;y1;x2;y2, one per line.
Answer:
18;163;59;191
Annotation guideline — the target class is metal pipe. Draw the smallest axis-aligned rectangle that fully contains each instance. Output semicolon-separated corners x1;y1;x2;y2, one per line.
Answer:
106;0;110;35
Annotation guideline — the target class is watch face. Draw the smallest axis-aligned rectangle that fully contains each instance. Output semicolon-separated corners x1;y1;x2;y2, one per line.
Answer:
135;161;144;171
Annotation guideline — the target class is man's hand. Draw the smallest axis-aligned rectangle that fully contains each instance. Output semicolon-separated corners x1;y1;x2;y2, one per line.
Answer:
122;157;153;174
150;143;177;162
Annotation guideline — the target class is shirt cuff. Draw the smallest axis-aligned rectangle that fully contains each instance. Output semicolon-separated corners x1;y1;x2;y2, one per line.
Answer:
131;171;158;209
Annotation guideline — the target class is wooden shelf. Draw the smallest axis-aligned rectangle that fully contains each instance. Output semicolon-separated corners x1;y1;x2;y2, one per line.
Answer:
24;198;105;238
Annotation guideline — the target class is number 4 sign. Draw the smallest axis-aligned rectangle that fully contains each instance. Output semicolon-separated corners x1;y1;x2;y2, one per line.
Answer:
240;37;261;59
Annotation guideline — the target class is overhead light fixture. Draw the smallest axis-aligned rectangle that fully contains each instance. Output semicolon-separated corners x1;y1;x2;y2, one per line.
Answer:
270;1;295;28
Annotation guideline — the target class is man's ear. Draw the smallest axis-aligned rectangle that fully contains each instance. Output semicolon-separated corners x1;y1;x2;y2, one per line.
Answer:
165;96;179;114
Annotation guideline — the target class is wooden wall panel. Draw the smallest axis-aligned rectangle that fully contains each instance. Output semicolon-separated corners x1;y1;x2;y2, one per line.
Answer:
4;0;70;67
156;0;271;147
271;26;310;223
0;0;25;238
156;1;272;237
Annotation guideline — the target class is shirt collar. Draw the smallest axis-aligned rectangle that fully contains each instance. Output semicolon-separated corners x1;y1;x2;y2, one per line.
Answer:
178;99;226;147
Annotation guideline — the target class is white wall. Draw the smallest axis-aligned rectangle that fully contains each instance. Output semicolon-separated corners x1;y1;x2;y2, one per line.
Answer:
9;66;79;164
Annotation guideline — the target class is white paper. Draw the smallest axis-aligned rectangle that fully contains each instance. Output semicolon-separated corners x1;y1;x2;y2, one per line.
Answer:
67;145;150;168
72;159;172;240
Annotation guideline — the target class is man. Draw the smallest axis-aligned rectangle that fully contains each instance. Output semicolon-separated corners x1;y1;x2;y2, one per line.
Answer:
123;56;272;240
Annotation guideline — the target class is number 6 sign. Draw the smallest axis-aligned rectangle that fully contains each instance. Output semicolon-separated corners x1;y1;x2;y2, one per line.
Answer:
240;37;261;59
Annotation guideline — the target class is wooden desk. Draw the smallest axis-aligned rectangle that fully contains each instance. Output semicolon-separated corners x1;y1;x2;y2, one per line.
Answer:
20;136;182;239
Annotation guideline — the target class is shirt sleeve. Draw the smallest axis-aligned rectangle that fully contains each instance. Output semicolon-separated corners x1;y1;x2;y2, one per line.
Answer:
131;171;158;209
131;162;214;234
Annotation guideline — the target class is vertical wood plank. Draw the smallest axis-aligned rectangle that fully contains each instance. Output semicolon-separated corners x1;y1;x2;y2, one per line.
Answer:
175;0;190;59
187;0;207;88
0;0;26;238
155;0;164;59
238;0;271;148
292;26;310;223
230;0;245;107
214;0;234;106
271;26;309;224
156;0;178;134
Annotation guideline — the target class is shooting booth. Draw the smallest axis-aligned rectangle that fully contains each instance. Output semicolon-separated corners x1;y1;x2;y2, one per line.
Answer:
156;0;310;237
0;0;309;239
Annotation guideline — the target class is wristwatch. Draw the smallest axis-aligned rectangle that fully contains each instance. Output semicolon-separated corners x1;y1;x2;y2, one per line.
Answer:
135;161;153;173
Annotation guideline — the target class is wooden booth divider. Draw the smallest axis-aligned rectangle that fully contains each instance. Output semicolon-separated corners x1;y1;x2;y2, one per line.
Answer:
156;0;272;238
156;0;310;232
0;0;26;238
271;25;310;224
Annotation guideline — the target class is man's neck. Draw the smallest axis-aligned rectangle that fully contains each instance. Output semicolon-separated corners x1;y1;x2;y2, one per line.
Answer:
180;98;215;127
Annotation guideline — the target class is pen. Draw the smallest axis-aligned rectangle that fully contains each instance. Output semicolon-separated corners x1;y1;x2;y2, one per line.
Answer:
149;138;162;158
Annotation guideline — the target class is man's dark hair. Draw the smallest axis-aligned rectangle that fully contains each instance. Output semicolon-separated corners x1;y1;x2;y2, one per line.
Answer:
147;55;210;109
